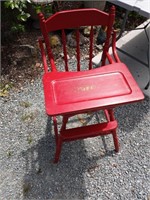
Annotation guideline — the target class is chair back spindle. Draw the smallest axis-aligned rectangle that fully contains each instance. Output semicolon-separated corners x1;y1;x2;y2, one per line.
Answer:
89;26;94;70
61;29;68;71
76;28;80;71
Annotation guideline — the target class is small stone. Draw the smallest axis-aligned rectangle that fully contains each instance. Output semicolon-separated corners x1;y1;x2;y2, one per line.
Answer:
83;26;97;37
84;55;89;59
35;63;41;68
67;31;88;47
71;55;76;60
13;61;17;65
92;52;102;66
19;44;36;56
60;53;70;60
112;163;117;168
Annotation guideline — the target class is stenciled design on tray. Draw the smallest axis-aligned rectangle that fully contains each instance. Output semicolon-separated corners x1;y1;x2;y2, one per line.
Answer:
76;85;96;92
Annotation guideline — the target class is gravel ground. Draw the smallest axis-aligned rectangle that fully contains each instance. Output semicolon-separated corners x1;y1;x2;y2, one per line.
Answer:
0;72;150;200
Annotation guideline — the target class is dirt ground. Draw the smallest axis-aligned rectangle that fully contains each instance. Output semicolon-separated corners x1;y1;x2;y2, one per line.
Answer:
1;28;43;88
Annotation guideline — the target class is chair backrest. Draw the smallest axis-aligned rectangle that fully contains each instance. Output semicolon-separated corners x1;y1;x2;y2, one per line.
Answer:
38;6;115;72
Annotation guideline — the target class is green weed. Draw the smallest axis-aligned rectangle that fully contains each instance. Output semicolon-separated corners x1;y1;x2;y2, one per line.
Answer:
20;101;32;108
21;112;35;122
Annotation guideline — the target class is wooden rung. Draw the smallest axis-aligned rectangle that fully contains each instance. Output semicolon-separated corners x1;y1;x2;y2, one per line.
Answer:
60;120;118;141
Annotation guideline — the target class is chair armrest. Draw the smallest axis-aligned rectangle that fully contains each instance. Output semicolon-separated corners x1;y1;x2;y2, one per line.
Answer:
111;30;121;63
106;52;115;64
102;30;121;65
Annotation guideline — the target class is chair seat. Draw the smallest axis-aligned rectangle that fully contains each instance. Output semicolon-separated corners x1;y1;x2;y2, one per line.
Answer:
43;63;144;116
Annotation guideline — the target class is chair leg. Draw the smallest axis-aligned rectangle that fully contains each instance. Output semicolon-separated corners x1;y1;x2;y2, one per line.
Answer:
53;116;59;145
105;109;119;152
61;115;69;131
54;137;62;163
108;109;115;121
53;116;63;163
112;130;119;152
53;115;69;163
108;110;119;152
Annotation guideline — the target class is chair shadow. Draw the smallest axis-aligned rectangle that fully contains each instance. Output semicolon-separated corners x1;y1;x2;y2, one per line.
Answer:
21;96;149;199
21;115;108;199
115;96;149;133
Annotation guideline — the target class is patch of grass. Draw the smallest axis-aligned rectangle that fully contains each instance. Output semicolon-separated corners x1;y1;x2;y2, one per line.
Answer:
20;101;32;108
23;182;31;196
0;82;13;97
27;133;33;144
7;150;13;158
21;112;35;122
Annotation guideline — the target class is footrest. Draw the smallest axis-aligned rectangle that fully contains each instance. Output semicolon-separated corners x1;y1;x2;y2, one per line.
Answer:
61;120;118;141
